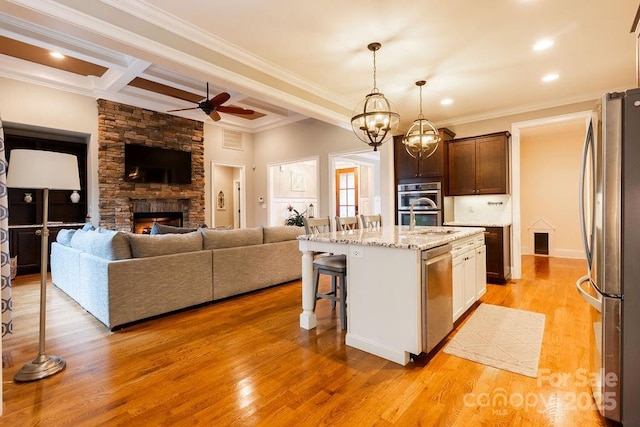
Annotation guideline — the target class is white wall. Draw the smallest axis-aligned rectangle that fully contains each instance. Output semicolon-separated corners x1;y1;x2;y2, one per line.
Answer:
252;118;394;227
0;77;100;223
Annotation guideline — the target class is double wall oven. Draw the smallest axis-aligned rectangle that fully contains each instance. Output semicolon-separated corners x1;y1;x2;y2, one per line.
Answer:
397;182;443;227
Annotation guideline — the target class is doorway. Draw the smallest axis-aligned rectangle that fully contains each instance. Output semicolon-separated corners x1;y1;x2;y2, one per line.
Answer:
211;162;245;229
267;157;319;226
511;110;591;278
330;149;380;221
335;167;358;216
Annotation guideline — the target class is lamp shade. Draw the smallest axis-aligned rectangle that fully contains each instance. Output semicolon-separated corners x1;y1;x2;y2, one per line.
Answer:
7;149;80;190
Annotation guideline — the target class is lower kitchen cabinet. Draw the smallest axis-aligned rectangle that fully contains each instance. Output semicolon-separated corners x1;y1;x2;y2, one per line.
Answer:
485;225;511;284
452;236;483;322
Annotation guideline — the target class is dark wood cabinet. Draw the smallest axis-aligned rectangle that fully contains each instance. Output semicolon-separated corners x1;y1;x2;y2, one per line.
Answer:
394;128;455;183
9;225;79;275
484;225;511;284
447;131;510;196
4;126;88;276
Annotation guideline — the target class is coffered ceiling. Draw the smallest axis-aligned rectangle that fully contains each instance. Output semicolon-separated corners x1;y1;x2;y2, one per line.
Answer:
0;0;638;134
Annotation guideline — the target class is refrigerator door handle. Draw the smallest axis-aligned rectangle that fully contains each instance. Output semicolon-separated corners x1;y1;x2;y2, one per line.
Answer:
579;120;594;269
576;275;602;312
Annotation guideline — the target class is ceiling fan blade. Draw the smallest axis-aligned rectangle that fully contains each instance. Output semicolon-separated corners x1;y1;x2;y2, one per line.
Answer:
209;110;221;121
207;92;231;107
166;107;199;112
217;105;255;115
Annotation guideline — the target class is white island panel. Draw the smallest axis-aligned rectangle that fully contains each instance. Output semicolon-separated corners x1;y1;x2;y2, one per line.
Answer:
346;245;421;365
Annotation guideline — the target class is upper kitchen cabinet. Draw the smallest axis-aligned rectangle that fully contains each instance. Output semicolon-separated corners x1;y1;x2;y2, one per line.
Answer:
447;131;510;196
394;128;455;183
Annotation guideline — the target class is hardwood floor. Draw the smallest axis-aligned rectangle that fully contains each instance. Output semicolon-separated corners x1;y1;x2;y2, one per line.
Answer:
2;256;608;426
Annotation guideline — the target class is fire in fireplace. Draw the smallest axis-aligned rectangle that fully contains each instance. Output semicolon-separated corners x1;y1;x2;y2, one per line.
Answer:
133;212;183;234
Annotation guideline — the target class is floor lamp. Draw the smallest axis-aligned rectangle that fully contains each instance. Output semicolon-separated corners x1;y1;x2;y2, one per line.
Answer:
7;149;80;382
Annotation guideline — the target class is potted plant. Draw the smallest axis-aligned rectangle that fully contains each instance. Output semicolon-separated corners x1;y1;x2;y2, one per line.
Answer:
284;204;306;226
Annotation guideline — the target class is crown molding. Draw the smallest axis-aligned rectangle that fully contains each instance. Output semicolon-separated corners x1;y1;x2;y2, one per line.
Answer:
436;89;619;128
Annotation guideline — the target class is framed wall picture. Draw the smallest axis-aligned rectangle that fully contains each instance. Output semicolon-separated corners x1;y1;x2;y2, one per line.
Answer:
217;190;226;210
291;172;305;192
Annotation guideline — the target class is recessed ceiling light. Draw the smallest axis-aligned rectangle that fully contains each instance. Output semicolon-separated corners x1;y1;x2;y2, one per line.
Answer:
441;98;453;105
533;39;554;51
542;73;559;82
49;51;65;59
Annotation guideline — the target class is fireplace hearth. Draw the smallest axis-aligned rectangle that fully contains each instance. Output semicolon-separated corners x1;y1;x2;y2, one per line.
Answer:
133;212;183;234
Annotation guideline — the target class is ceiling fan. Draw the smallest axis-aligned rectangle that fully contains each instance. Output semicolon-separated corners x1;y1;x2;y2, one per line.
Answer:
167;83;254;121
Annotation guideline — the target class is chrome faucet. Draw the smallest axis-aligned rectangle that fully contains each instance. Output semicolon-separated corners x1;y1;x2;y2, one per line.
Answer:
409;197;437;230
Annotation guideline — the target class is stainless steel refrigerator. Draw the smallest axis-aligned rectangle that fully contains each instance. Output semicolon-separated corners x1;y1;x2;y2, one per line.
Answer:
577;88;640;425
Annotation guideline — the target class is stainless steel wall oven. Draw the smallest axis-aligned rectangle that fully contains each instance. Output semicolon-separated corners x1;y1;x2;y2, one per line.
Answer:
397;182;443;227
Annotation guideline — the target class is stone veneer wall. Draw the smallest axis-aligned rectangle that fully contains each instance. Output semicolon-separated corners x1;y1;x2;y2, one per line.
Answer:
97;99;205;231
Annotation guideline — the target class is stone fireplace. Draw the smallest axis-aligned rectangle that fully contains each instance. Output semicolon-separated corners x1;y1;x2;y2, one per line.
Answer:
97;100;205;231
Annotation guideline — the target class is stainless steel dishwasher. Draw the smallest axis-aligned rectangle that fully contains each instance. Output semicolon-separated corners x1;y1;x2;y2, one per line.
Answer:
421;243;453;354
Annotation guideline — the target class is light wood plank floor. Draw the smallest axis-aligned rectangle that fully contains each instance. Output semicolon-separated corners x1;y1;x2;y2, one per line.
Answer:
2;256;607;426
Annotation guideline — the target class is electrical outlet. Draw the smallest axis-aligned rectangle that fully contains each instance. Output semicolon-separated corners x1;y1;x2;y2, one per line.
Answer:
468;205;474;213
350;247;363;258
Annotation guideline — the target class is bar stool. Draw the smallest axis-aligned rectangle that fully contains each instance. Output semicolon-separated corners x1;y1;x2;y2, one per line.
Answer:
360;214;382;229
335;216;359;231
302;217;348;330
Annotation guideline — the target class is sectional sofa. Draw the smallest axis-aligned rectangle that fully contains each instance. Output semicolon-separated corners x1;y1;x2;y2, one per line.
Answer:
50;225;305;330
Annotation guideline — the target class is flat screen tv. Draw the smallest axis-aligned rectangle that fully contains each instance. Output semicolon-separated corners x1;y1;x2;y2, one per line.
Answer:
124;144;192;184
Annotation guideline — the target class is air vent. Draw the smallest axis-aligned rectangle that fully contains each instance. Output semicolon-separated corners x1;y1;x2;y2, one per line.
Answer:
223;129;243;151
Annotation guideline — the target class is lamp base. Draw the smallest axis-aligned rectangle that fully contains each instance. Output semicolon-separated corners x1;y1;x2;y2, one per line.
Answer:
14;354;66;382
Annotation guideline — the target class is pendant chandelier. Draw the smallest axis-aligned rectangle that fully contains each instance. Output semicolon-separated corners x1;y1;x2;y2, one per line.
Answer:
350;42;400;151
403;80;441;159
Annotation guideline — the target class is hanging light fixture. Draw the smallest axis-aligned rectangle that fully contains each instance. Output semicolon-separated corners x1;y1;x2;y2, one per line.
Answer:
351;42;400;151
403;80;441;159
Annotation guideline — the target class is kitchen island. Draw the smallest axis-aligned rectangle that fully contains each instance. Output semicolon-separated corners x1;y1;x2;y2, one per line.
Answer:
298;225;485;365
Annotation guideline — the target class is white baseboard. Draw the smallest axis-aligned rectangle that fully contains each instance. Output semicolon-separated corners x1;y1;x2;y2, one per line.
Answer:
521;246;585;259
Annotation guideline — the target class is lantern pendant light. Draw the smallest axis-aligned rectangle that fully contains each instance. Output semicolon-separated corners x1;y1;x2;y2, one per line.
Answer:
350;42;400;151
403;80;441;159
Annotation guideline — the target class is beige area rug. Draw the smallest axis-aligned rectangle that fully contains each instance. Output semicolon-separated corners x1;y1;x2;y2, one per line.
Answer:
444;303;545;377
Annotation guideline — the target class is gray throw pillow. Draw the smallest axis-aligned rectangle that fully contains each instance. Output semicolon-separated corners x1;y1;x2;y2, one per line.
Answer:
150;222;196;235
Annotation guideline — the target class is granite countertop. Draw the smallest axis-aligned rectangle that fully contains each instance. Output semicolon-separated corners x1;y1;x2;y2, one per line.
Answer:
298;225;485;251
9;222;87;229
444;221;512;227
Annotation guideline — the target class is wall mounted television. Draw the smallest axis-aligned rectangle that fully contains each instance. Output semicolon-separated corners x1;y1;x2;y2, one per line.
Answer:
124;144;192;184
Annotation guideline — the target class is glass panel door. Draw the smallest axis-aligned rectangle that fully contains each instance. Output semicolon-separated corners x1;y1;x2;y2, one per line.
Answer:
336;167;358;217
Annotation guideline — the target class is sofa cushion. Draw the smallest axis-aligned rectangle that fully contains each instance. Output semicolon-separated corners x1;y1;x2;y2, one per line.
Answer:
69;228;132;260
200;227;263;250
128;231;203;258
56;228;77;246
82;222;95;231
263;225;305;244
150;222;197;235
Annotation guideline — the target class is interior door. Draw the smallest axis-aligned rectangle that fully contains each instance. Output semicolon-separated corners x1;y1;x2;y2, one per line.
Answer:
336;167;359;217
